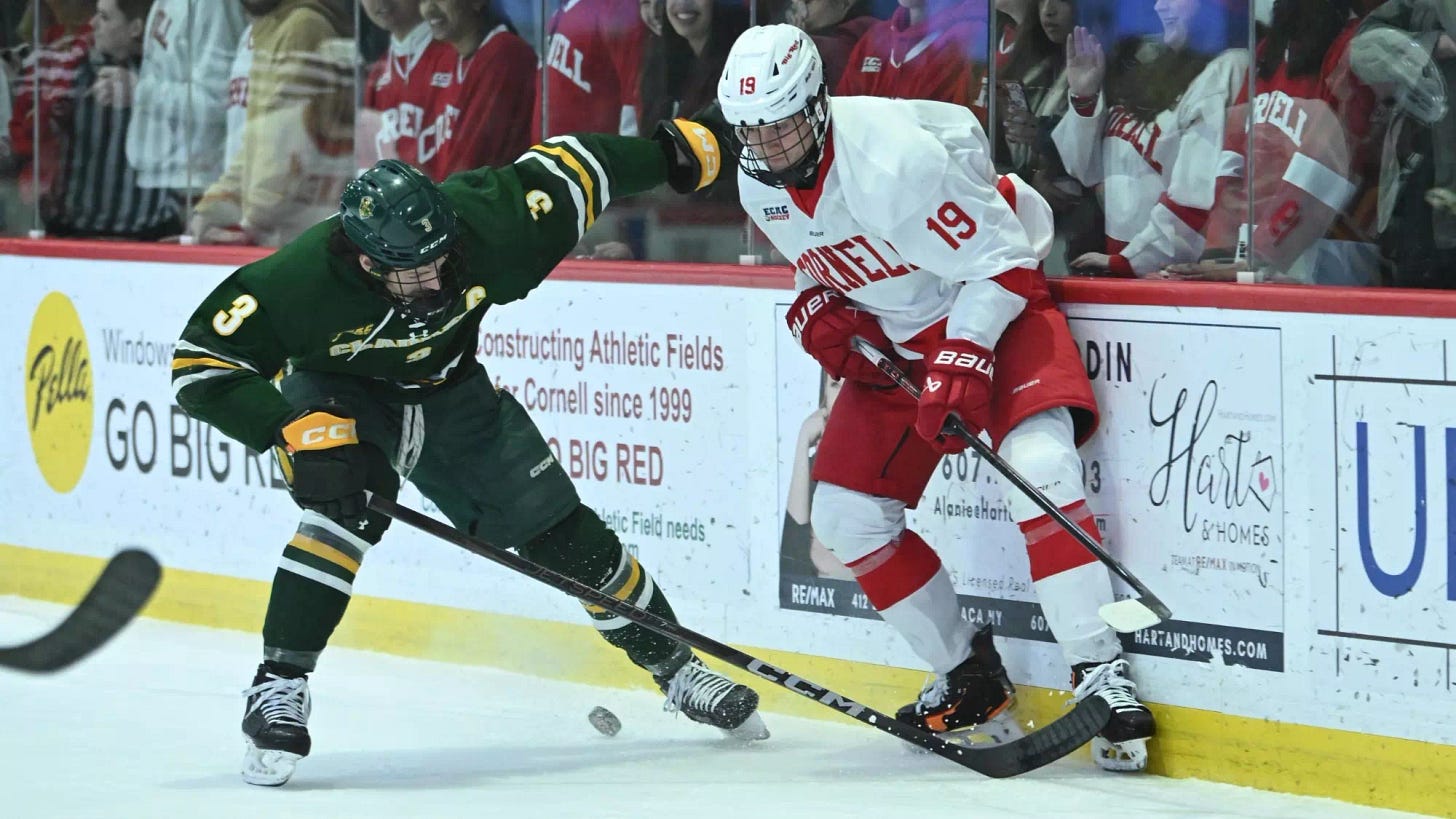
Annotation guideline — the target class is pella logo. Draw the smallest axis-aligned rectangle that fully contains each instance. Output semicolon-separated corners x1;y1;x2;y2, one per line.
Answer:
25;292;93;493
763;205;790;222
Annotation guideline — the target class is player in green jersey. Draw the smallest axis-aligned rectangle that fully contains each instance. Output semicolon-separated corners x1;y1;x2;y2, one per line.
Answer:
171;122;764;786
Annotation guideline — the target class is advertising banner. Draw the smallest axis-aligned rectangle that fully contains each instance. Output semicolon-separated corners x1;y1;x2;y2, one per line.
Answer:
775;311;1286;672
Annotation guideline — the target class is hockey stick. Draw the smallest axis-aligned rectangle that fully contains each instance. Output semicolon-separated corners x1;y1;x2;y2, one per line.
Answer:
368;494;1109;778
851;335;1171;632
0;549;162;673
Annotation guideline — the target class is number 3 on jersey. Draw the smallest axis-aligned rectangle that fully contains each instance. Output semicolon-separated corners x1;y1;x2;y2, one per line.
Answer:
926;201;977;249
212;294;258;336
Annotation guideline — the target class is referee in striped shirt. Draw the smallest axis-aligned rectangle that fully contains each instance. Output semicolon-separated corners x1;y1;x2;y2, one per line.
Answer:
44;0;182;240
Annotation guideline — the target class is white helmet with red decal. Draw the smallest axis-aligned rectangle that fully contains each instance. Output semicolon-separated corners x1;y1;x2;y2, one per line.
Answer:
717;24;829;188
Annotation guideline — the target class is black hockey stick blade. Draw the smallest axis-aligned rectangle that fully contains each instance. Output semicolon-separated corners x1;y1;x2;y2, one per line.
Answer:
850;335;1172;631
0;549;162;673
369;494;1108;777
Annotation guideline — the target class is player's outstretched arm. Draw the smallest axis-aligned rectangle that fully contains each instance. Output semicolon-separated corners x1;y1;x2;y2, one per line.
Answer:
171;274;294;454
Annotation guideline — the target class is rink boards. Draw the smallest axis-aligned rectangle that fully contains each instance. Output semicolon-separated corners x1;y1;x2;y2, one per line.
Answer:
1;243;1453;816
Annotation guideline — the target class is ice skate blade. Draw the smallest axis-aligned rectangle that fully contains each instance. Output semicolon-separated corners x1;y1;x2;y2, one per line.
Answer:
1091;736;1148;772
720;712;770;742
242;740;303;786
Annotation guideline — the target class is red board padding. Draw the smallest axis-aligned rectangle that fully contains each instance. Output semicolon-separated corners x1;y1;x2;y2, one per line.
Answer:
5;237;1456;316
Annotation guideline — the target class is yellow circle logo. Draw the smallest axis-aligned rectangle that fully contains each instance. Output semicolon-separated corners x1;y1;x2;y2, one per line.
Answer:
25;292;93;493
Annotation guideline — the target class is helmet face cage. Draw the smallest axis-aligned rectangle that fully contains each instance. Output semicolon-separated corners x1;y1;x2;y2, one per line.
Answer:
365;249;463;322
731;83;829;188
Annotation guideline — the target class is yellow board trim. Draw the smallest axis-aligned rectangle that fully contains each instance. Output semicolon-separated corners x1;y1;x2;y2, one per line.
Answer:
583;554;643;614
2;542;1451;819
170;356;242;372
531;145;596;229
287;533;361;574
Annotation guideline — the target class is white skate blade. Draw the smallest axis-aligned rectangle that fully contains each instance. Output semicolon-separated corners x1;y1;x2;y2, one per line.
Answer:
242;740;303;786
1098;599;1164;633
1091;736;1148;772
719;712;770;742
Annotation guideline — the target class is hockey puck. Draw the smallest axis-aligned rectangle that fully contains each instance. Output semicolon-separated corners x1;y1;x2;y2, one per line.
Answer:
588;706;621;737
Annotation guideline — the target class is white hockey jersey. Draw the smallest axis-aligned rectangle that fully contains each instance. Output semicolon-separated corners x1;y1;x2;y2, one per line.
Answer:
126;0;249;192
743;96;1055;356
1051;49;1247;276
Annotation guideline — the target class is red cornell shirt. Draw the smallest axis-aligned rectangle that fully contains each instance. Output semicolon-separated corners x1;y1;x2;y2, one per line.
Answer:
362;23;437;168
838;0;987;112
533;0;646;138
1206;20;1377;269
364;36;454;175
432;24;536;177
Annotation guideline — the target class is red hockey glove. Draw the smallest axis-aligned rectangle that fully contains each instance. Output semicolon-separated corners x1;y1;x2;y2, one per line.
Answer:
787;286;897;385
915;338;995;454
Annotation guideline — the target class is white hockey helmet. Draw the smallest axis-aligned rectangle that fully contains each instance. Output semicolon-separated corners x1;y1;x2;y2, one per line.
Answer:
1349;27;1448;125
717;24;829;187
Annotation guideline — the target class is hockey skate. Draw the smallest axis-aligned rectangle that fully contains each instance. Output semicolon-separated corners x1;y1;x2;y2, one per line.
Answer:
896;624;1021;747
654;648;769;741
1072;657;1155;772
241;664;312;786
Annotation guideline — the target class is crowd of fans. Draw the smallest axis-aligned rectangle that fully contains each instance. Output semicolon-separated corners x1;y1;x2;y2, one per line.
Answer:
0;0;1451;286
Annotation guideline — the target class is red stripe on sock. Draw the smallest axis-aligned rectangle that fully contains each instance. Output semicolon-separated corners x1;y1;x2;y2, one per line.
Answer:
846;530;942;610
1020;502;1100;582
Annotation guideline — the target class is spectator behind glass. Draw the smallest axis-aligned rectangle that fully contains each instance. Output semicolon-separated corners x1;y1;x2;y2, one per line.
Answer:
189;0;354;245
999;0;1097;269
1181;0;1380;284
125;0;248;205
638;0;749;204
1053;1;1249;277
837;0;989;113
782;0;878;93
421;0;535;176
356;0;430;169
0;0;92;212
535;0;648;138
45;0;185;240
993;0;1031;70
640;0;664;36
1352;1;1455;288
639;0;751;128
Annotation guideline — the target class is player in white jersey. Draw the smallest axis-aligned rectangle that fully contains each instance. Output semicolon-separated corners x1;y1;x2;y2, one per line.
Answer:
720;24;1155;771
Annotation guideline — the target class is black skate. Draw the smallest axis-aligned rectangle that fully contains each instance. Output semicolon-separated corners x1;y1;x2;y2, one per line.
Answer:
896;624;1019;744
241;663;312;786
654;650;769;741
1072;657;1155;772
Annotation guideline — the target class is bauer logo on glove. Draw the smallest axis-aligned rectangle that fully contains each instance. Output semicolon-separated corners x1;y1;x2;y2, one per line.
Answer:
916;338;996;453
932;348;994;379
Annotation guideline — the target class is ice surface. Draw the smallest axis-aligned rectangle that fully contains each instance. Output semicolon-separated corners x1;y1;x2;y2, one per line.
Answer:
0;597;1426;819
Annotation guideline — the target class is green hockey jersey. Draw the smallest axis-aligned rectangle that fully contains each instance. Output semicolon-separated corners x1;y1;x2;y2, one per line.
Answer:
172;134;670;453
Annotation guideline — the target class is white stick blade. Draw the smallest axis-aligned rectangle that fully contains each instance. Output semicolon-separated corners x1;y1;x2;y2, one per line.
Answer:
1098;599;1164;633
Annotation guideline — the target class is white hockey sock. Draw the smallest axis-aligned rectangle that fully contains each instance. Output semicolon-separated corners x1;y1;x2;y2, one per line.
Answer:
1020;502;1122;666
846;530;973;674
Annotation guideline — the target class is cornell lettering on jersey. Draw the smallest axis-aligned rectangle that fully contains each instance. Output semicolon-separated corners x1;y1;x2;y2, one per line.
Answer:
545;33;592;92
1252;91;1308;146
1103;110;1163;175
794;235;916;292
